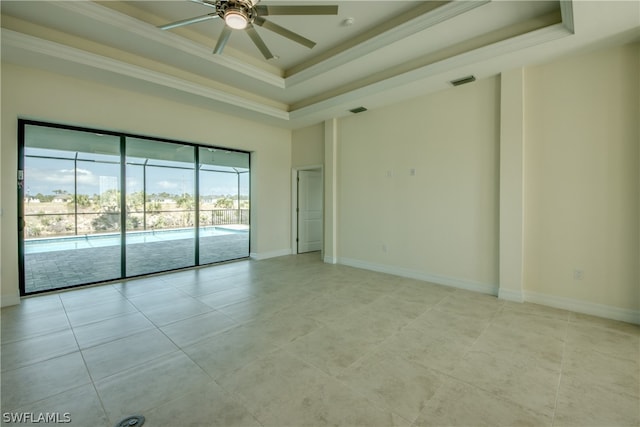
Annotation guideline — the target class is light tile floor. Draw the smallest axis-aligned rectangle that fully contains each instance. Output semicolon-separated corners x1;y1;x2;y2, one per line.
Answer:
1;253;639;426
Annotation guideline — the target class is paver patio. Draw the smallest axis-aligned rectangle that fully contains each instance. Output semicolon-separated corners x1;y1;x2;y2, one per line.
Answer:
24;234;249;293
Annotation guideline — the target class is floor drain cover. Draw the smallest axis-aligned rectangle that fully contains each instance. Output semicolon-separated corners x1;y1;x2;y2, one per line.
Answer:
115;415;145;427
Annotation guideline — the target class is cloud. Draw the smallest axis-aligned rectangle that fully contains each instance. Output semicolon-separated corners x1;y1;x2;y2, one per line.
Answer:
25;167;100;194
156;180;180;190
60;168;97;185
30;168;97;184
30;168;74;185
126;177;142;192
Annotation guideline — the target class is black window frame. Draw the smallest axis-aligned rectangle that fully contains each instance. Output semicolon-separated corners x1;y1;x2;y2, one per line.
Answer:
17;119;251;296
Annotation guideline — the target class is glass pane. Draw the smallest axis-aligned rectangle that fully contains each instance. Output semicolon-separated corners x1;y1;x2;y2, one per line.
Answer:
125;138;195;276
199;147;249;169
239;171;250;225
23;125;121;294
198;148;249;264
76;159;121;235
25;125;119;155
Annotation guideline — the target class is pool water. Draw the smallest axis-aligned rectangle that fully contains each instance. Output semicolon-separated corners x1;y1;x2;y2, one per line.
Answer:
25;226;247;254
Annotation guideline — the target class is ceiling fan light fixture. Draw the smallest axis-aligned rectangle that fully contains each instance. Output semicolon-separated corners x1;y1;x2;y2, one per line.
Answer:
159;0;338;59
225;8;249;30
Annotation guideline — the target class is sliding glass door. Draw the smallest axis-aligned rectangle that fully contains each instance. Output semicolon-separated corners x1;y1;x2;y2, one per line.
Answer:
21;125;122;293
125;138;196;276
198;147;250;264
19;121;250;295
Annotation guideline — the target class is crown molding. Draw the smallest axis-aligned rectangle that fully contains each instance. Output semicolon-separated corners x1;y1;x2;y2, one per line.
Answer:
290;22;572;120
1;14;573;126
1;29;290;121
46;0;493;91
284;0;490;87
1;0;589;127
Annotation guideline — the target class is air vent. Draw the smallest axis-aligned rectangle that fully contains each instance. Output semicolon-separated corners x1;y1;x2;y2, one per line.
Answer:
116;415;145;427
349;106;368;114
450;75;476;87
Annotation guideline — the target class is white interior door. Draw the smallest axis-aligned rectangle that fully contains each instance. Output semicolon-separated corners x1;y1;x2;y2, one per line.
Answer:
297;170;322;253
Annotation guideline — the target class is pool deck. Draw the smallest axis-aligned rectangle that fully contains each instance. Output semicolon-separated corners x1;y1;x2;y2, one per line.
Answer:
24;234;249;293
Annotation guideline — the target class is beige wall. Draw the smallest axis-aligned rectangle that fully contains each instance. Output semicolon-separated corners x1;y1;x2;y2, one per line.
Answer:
331;42;639;319
292;124;324;168
1;63;292;305
524;43;639;311
337;77;501;292
3;43;638;320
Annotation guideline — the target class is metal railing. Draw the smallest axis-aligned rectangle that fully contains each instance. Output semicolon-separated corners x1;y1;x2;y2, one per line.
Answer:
200;209;250;226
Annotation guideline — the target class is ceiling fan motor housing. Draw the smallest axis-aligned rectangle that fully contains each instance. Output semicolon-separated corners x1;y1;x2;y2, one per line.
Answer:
216;0;259;27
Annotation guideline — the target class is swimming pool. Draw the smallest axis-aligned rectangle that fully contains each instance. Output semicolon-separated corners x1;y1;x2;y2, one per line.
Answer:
24;226;248;254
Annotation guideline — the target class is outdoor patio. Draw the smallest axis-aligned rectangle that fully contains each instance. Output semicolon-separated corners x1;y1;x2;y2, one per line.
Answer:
24;233;249;293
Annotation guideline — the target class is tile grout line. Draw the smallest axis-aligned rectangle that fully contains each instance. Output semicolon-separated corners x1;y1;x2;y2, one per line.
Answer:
341;301;437;372
406;301;561;424
550;315;571;427
324;292;499;424
278;344;414;426
59;293;112;425
8;255;637;426
278;297;442;427
0;295;73;412
70;279;206;422
437;294;503;363
178;335;273;427
85;278;220;424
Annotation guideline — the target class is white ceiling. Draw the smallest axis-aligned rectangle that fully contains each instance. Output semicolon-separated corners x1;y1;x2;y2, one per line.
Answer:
1;1;639;129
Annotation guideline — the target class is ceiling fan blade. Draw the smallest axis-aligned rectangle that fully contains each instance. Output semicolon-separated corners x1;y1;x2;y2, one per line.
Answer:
188;0;217;9
246;25;274;60
213;26;232;54
255;5;338;16
158;13;218;30
254;17;315;49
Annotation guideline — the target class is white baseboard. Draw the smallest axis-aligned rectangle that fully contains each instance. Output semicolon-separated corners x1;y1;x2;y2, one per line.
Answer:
337;257;498;296
1;294;21;308
250;248;292;261
333;257;639;325
323;256;338;264
498;288;525;303
524;291;640;325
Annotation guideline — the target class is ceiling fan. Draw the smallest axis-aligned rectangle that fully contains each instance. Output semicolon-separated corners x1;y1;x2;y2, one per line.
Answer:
158;0;339;60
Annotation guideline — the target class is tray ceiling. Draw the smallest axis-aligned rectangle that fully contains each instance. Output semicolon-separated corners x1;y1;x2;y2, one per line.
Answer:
1;1;639;128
